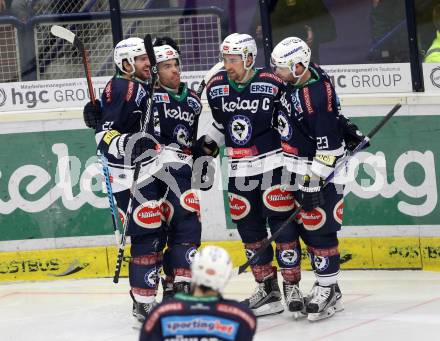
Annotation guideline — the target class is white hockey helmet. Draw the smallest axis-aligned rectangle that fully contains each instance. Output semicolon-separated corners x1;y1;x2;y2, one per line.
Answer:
114;37;147;75
220;33;257;70
190;245;232;292
271;37;311;76
154;44;180;65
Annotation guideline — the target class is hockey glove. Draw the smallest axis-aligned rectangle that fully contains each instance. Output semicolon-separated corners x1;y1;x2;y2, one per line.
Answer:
118;133;157;163
296;174;325;212
339;115;370;152
192;156;215;191
83;100;102;129
192;135;219;160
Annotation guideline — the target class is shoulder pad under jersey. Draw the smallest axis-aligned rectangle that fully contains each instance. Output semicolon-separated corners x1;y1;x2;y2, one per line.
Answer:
256;67;284;86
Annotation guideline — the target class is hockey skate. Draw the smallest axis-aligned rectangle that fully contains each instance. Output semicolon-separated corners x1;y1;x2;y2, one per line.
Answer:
130;291;157;325
305;283;341;321
283;282;305;319
161;278;174;301
304;281;344;314
242;275;284;317
173;281;191;294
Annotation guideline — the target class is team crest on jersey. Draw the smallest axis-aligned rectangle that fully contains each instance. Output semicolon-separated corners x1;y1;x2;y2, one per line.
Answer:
209;85;230;98
229;115;252;146
333;199;344;225
187;96;201;115
144;267;158;288
153;92;170;103
228;192;250;220
263;185;295;212
133;202;162;229
291;90;303;114
277;111;292;141
280;249;299;266
173;124;191;147
250;82;278;96
300;207;326;231
135;84;146;106
313;255;330;271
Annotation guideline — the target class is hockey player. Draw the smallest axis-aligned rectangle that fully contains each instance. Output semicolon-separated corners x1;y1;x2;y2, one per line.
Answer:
150;39;203;297
198;33;301;317
270;37;347;321
84;36;204;300
94;37;165;323
139;245;257;341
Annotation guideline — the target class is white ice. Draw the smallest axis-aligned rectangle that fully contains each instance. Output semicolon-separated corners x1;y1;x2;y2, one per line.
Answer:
1;270;440;341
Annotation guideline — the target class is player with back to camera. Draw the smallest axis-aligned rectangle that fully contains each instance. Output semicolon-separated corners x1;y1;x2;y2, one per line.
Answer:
140;245;257;341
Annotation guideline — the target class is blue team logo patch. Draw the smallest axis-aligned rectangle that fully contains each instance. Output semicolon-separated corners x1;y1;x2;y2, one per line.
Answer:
153;92;170;103
185;247;198;265
250;82;278;96
245;248;259;265
229;115;252;146
209;85;229;98
144;267;158;288
291;90;303;114
161;315;239;340
280;249;299;266
187;96;201;115
277;111;292;141
173;124;191;147
135;84;146;106
313;255;330;272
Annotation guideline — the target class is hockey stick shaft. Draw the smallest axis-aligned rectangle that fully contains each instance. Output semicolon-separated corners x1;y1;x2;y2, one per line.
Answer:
233;103;402;276
99;152;121;245
113;34;158;283
50;25;95;106
50;25;120;244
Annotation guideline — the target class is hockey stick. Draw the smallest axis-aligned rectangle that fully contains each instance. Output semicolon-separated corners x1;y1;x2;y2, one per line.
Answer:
113;34;158;283
50;25;121;245
50;25;95;106
231;103;402;277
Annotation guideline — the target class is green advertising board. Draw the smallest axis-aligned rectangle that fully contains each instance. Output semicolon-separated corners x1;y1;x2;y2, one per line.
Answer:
0;115;439;242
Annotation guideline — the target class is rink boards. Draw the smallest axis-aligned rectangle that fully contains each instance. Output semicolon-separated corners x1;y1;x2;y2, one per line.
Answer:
1;237;440;282
1;89;440;281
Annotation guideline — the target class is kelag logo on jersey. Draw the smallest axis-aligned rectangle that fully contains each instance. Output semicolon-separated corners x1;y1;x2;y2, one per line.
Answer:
209;85;229;98
229;115;252;146
161;315;239;340
153;93;170;103
250;82;278;96
277;111;292;141
187;96;201;114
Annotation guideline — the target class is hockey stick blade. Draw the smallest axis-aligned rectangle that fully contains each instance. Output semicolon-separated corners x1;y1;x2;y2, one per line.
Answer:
231;103;402;277
50;25;75;44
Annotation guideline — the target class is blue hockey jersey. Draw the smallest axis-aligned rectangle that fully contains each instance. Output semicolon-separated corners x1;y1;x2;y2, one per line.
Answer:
94;75;155;192
150;82;202;167
278;63;345;178
206;68;287;177
140;293;257;341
